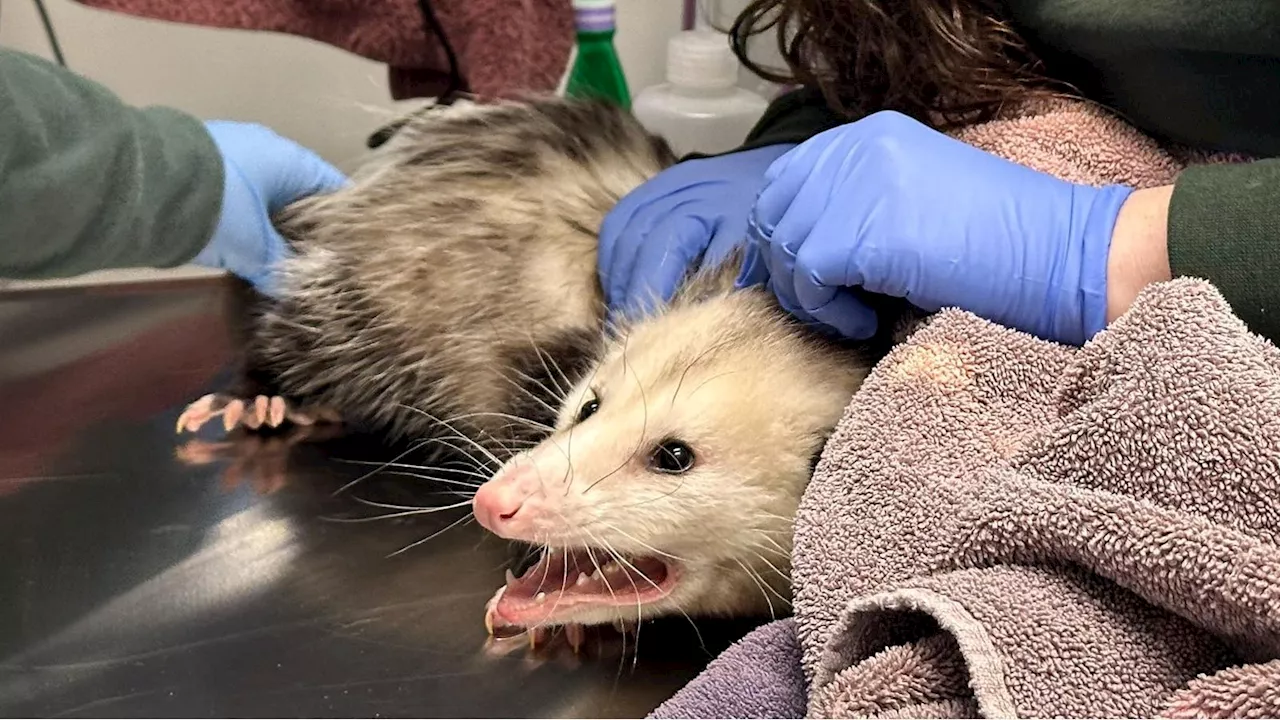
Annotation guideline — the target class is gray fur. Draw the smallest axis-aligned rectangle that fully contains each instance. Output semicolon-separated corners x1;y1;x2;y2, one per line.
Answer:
248;98;676;453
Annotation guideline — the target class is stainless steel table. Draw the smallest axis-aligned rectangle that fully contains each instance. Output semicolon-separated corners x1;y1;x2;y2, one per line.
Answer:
0;278;758;718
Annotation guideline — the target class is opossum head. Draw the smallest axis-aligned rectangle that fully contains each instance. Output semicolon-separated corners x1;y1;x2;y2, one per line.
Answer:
474;255;874;631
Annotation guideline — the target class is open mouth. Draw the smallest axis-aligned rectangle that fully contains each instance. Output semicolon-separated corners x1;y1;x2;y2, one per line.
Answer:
485;548;680;633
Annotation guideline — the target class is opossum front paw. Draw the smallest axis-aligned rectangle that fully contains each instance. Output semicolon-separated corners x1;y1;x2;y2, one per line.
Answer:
176;393;340;434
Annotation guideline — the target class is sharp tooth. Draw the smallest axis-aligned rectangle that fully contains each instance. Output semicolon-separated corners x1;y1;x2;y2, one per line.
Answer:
575;572;589;587
602;561;620;573
590;569;603;581
505;569;518;588
546;548;557;556
565;623;585;654
484;586;506;637
527;626;548;651
535;592;547;604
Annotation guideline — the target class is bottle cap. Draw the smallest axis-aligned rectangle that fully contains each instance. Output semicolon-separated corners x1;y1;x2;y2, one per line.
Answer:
573;0;615;32
666;30;739;90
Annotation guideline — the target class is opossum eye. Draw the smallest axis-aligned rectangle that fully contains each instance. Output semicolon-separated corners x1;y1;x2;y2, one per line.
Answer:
650;440;695;474
575;398;600;424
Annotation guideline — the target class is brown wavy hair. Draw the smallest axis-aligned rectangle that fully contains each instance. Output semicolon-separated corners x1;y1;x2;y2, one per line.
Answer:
728;0;1071;128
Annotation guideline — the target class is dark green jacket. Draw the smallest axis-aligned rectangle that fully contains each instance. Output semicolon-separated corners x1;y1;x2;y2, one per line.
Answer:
742;1;1280;341
0;48;222;279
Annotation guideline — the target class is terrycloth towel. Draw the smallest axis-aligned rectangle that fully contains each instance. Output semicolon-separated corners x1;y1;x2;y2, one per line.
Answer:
651;620;807;719
946;97;1249;187
794;276;1280;718
653;100;1280;719
70;0;573;100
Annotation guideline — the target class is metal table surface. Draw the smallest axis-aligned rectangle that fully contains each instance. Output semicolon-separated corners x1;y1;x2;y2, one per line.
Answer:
0;278;760;718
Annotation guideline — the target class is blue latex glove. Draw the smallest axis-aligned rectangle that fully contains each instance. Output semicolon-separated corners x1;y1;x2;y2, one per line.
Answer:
738;111;1134;345
192;121;347;295
598;143;795;317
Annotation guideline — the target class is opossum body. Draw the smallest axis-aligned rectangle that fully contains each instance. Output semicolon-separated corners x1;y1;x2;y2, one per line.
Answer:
179;97;893;634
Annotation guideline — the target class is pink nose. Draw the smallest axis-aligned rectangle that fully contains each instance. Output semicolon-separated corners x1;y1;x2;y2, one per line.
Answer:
473;466;540;539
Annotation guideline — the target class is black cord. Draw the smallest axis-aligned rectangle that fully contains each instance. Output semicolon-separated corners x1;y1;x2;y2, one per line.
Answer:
416;0;462;103
366;0;464;149
32;0;66;67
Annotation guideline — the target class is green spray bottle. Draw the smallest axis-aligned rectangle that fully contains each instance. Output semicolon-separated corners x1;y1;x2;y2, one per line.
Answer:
564;0;630;109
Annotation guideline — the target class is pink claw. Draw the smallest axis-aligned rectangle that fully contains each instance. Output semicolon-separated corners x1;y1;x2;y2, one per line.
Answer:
176;394;217;433
268;396;287;427
222;399;246;432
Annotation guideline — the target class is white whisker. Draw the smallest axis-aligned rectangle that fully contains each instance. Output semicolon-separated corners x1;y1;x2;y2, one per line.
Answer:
733;558;778;620
325;501;472;522
386;513;475;558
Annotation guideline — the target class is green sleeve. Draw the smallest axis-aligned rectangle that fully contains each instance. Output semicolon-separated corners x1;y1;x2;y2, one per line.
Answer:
1168;160;1280;341
0;48;224;279
740;86;858;150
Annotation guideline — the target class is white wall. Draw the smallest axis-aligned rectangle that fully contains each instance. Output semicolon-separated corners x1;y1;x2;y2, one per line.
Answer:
0;0;700;170
0;0;772;286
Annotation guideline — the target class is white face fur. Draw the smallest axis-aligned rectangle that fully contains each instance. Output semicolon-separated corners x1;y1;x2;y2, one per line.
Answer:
473;287;870;633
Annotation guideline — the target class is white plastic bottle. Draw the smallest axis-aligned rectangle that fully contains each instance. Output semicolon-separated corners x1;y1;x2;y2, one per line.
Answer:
632;30;770;157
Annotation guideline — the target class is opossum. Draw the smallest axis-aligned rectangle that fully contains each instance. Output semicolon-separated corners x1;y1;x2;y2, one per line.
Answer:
176;97;907;640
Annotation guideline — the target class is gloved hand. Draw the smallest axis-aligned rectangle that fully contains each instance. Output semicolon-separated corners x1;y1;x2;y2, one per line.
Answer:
738;111;1134;345
192;121;347;295
598;143;795;317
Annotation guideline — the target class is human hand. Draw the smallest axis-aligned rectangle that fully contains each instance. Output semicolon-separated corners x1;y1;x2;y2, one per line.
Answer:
598;144;795;317
192;121;347;295
738;111;1134;345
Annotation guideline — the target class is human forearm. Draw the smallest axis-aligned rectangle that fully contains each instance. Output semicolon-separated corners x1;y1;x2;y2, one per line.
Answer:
1106;160;1280;342
1106;185;1173;324
0;49;223;279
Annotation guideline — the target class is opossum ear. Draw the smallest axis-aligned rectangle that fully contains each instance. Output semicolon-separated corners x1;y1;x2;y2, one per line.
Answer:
670;246;747;309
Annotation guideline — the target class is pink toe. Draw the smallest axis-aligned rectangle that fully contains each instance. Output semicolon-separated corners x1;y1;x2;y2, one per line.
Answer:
269;396;287;427
223;400;246;431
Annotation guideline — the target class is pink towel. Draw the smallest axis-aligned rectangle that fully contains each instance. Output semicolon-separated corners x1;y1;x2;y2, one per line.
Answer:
945;97;1246;186
795;278;1280;718
71;0;573;100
